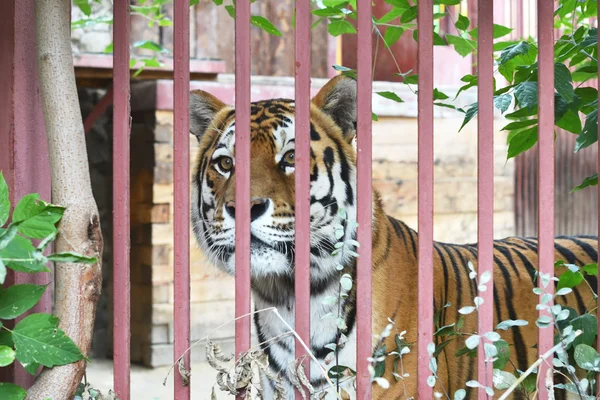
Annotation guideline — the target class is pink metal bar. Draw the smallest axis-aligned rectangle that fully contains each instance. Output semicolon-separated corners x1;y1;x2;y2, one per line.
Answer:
597;1;600;395
294;0;311;396
356;0;373;398
112;0;131;398
476;0;494;396
537;1;555;398
417;0;434;397
0;0;52;386
235;1;252;397
173;0;191;398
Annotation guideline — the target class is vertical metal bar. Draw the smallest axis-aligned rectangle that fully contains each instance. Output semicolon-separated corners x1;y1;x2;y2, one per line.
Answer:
597;0;600;395
235;1;252;397
476;0;494;396
356;0;373;398
294;1;311;397
417;0;434;396
173;0;191;398
112;0;131;398
537;1;555;398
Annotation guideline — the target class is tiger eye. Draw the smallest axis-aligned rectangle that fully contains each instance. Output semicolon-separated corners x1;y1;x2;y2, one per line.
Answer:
217;156;234;172
282;150;295;166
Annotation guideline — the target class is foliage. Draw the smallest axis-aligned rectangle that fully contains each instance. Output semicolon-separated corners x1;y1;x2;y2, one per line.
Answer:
0;172;97;399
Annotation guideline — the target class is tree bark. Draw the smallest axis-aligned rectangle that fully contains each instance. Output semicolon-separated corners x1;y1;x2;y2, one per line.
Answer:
28;0;104;398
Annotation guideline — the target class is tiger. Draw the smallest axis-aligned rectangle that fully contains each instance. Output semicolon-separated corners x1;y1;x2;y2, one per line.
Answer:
189;74;598;399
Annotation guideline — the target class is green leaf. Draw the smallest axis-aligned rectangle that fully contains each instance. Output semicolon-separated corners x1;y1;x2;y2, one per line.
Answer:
385;0;410;6
225;5;235;18
574;344;600;372
0;383;26;400
0;345;15;367
459;103;478;132
211;0;223;5
446;35;476;57
455;14;470;31
494;94;512;113
312;7;345;17
12;313;85;368
507;126;538;159
74;0;92;16
12;195;64;240
251;16;282;36
0;284;47;320
328;20;356;36
376;91;404;103
455;75;478;98
403;74;418;85
133;40;169;53
0;172;9;227
384;26;404;47
372;112;379;121
435;0;461;4
575;109;598;152
498;41;531;65
0;230;49;273
572;174;598;193
554;63;574;103
376;7;406;24
514;81;538;110
557;270;584;290
433;89;449;101
401;6;417;24
433;31;446;46
556;109;582;134
21;361;39;376
570;314;598;348
469;24;513;40
47;252;97;264
501;119;537;131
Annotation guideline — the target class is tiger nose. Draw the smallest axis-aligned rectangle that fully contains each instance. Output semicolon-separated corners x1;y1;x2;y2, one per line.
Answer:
225;198;270;221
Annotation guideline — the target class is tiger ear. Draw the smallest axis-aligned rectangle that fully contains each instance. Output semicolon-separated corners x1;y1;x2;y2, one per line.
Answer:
311;75;357;142
189;89;227;140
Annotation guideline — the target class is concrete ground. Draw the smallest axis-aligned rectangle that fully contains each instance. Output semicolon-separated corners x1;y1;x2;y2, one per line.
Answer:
85;358;234;399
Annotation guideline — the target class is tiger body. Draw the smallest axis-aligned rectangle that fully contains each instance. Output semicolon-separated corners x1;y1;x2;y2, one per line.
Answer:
189;75;598;399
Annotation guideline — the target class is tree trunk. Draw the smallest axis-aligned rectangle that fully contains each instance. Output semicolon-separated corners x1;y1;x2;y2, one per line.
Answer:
27;0;104;398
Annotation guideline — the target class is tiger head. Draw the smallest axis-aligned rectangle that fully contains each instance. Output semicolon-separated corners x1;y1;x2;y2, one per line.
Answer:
189;75;359;289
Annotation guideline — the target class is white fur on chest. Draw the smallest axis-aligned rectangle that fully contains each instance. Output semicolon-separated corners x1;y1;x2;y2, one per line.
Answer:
254;287;357;399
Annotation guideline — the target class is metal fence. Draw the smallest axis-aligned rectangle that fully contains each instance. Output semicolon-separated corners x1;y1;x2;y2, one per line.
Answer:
102;1;589;400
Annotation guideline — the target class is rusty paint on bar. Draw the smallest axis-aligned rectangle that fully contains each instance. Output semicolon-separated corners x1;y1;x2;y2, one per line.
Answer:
173;0;191;398
112;0;131;398
355;0;373;398
294;0;311;397
537;1;555;398
417;0;434;397
477;0;494;396
235;1;252;397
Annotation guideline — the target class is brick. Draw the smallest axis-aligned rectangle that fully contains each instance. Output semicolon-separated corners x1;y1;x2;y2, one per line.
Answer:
152;223;173;245
190;278;235;303
132;203;170;224
154;124;172;143
151;324;170;344
155;143;173;163
153;283;171;304
131;263;152;285
153;300;235;329
152;264;173;284
154;162;173;185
